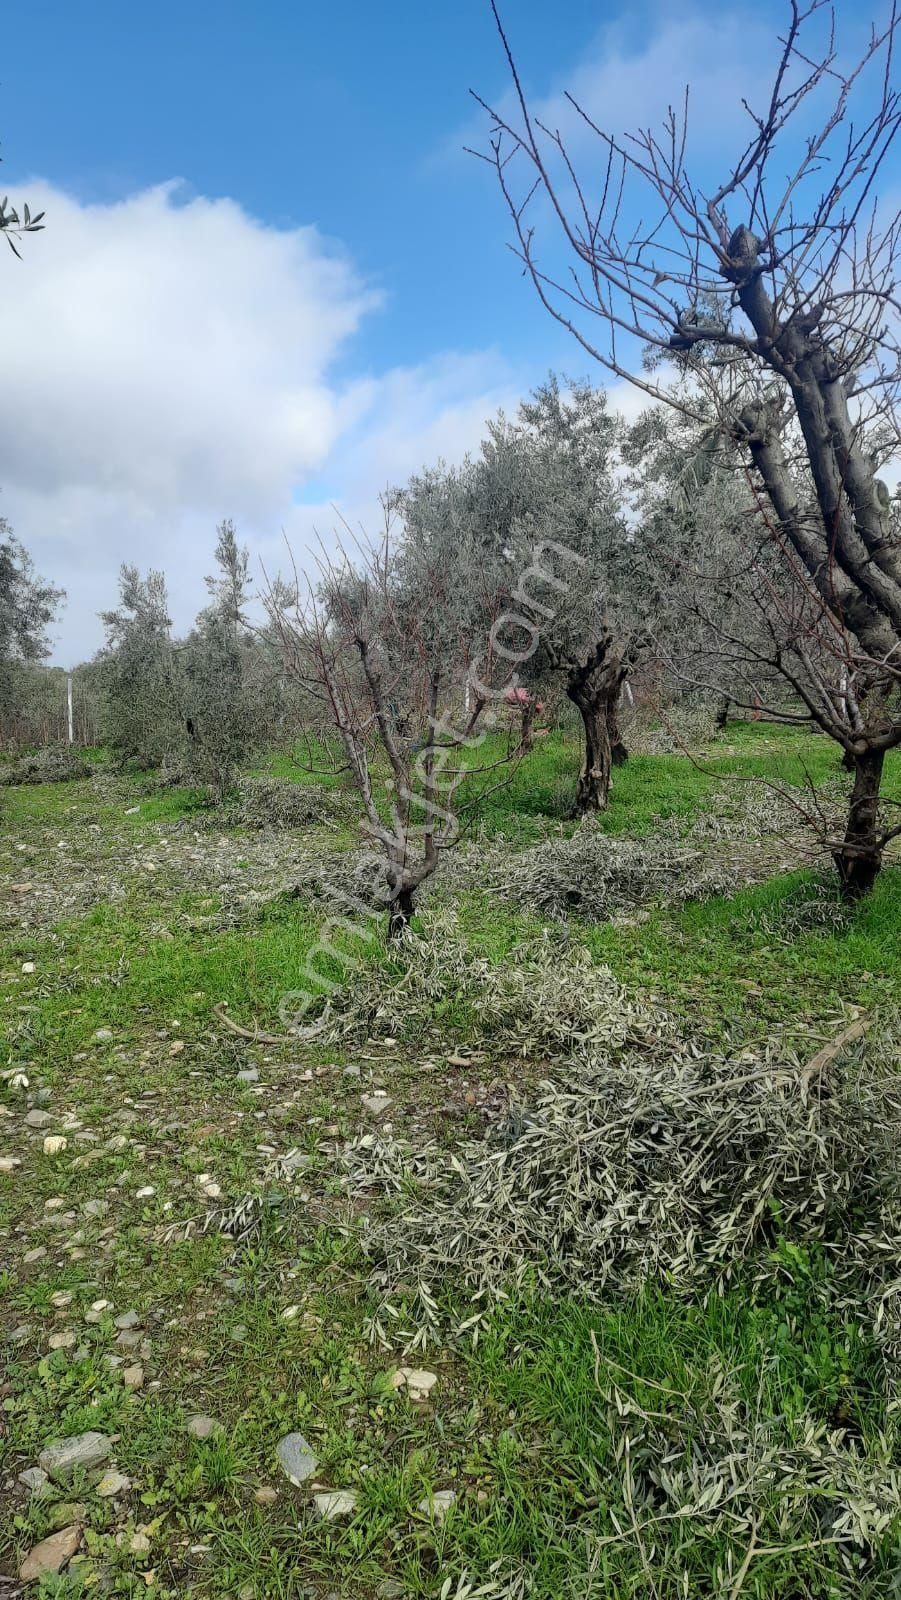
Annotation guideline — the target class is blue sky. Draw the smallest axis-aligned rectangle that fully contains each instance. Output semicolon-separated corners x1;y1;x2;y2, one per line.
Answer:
2;0;891;660
5;0;640;374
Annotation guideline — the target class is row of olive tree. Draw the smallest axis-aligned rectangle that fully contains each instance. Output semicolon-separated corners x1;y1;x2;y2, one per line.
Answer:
98;523;283;796
256;375;773;934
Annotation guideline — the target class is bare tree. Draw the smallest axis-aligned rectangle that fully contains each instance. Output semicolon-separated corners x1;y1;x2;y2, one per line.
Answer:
265;515;517;937
476;1;901;894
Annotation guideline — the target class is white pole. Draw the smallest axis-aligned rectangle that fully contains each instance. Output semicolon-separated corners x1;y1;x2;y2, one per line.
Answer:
66;672;74;746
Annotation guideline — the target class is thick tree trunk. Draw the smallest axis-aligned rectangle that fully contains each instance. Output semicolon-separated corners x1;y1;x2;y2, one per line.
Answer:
833;749;885;901
387;884;416;940
570;695;613;814
565;632;630;815
518;699;535;754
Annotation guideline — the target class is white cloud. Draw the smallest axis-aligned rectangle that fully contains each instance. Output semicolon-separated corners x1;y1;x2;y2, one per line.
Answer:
526;9;776;152
453;5;778;173
0;180;522;662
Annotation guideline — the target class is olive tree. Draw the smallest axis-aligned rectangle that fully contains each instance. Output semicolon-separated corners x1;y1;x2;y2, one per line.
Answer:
99;566;177;768
397;380;647;813
477;2;901;893
0;521;63;730
176;521;258;798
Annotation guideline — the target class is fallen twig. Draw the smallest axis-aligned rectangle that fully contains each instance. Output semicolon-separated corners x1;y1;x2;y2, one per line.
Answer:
801;1015;869;1090
212;1002;295;1046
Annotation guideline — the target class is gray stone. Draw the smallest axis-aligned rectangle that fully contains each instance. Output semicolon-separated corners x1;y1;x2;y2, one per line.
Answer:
114;1309;140;1330
279;1148;311;1175
39;1431;112;1481
237;1069;259;1083
18;1466;49;1493
84;1199;110;1218
186;1414;220;1440
19;1524;82;1581
362;1093;392;1116
276;1431;319;1485
24;1109;53;1128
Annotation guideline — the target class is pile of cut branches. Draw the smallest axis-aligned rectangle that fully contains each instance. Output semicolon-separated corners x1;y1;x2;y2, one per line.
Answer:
331;924;899;1369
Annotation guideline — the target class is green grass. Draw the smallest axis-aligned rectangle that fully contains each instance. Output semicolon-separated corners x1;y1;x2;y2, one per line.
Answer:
459;719;857;839
458;1255;893;1597
581;864;901;1030
2;723;900;1597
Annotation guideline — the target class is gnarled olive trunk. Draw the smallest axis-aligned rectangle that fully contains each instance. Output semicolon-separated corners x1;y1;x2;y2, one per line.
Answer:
565;633;631;815
568;684;618;814
387;884;416;940
833;749;885;901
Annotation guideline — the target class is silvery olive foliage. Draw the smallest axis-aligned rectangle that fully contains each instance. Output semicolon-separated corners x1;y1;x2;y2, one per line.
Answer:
99;564;177;769
333;915;900;1335
395;378;654;813
0;190;44;258
0;521;63;729
98;524;279;794
175;521;260;799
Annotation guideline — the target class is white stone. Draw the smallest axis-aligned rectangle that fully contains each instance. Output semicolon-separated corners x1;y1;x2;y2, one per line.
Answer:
392;1366;438;1401
43;1135;68;1155
362;1093;392;1115
418;1489;456;1522
313;1489;358;1520
97;1469;132;1498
